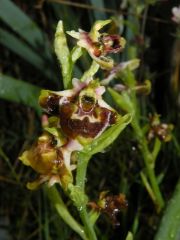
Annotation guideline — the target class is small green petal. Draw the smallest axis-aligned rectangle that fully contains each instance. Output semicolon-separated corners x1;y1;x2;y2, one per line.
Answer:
90;19;112;41
67;30;80;39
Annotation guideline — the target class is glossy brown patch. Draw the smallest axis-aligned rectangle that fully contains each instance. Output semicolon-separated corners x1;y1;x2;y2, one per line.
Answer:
40;94;61;115
100;34;122;54
40;88;117;140
59;104;116;139
88;193;128;227
102;194;128;226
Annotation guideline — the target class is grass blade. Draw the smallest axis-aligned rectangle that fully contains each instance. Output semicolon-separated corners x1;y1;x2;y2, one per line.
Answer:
155;180;180;240
0;28;54;80
0;0;52;59
0;74;41;114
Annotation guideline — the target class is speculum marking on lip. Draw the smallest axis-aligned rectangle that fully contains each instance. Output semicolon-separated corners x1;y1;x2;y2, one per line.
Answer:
59;103;117;139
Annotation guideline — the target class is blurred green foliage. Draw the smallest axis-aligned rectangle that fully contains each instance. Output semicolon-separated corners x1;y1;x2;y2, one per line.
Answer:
0;0;180;240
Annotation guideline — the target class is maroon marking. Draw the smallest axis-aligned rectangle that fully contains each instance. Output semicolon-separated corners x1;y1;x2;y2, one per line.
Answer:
59;103;116;139
40;94;61;115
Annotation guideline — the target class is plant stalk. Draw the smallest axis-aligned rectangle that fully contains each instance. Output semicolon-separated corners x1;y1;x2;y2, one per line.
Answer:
76;152;97;240
132;119;165;211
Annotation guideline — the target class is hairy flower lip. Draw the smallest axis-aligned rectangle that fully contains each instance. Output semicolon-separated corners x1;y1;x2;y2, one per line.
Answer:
77;31;124;58
100;34;124;54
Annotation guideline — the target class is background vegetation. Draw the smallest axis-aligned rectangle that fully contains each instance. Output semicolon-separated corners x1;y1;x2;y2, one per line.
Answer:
0;0;180;239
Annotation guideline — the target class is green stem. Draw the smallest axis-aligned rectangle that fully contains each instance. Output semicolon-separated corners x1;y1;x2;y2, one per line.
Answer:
76;152;97;240
141;140;164;212
132;119;165;212
152;138;162;163
76;153;90;189
45;185;88;240
140;171;156;203
80;208;97;240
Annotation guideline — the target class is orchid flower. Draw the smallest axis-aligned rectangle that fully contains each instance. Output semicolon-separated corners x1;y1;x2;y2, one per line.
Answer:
147;114;173;142
67;20;126;69
88;191;128;226
20;78;118;190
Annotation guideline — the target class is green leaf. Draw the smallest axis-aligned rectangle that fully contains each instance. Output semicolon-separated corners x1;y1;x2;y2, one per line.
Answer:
54;21;72;89
0;28;54;80
46;186;88;240
0;74;41;114
155;180;180;240
82;114;132;155
0;0;51;59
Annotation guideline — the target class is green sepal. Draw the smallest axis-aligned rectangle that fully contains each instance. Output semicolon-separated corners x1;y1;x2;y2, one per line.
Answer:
66;30;80;39
71;46;83;64
90;19;112;41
